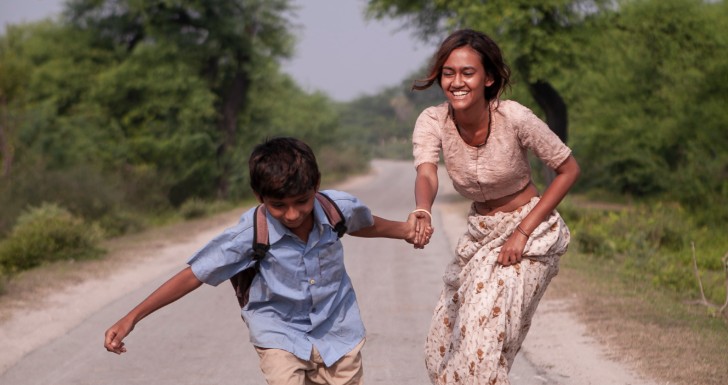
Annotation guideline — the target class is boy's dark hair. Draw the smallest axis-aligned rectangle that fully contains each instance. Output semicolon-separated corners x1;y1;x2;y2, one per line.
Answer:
249;137;321;199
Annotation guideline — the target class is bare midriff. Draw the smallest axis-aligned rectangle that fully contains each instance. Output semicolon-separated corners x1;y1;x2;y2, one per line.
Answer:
474;182;539;216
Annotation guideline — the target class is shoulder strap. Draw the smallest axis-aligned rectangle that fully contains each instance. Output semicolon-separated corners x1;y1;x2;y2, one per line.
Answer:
315;192;347;238
252;204;270;260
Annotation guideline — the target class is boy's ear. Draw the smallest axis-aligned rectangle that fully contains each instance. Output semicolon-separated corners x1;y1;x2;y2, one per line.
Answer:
253;192;263;203
315;179;320;192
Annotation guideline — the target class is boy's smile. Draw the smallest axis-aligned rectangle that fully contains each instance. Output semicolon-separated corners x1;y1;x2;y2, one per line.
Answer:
259;190;317;242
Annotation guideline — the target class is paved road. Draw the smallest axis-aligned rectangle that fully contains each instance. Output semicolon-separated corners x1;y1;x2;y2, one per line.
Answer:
0;160;648;384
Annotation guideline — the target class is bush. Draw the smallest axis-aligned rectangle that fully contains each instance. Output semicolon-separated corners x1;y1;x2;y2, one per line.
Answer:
179;198;211;219
96;209;147;238
568;199;727;303
0;203;104;274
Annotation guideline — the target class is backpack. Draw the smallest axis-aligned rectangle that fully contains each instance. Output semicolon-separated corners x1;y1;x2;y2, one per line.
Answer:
229;192;347;309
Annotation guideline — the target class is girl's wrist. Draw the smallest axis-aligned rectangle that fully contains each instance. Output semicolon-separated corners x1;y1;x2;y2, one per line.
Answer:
515;225;530;237
411;208;433;221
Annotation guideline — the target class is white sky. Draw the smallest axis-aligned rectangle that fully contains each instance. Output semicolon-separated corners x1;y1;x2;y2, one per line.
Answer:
0;0;433;102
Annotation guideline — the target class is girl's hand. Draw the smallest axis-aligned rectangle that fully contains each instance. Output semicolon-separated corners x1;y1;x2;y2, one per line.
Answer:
497;229;528;266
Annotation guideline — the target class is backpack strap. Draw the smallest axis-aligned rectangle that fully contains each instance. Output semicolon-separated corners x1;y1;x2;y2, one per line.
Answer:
229;204;268;307
252;204;270;260
315;192;347;238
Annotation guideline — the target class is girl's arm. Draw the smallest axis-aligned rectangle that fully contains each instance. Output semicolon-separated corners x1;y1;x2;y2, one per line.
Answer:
517;155;580;235
414;163;439;213
412;162;439;247
104;266;203;354
498;155;580;265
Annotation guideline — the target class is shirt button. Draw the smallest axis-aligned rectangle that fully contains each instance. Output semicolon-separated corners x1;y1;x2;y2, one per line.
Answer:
309;279;316;285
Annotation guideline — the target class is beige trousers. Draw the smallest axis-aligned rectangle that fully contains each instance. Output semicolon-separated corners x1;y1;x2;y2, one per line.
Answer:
255;339;365;385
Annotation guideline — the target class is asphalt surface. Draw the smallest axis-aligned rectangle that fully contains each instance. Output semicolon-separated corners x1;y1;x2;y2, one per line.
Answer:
0;159;622;385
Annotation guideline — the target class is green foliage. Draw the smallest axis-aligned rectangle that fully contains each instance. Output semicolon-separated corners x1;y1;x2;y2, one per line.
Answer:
179;198;211;219
0;163;124;235
566;0;728;221
563;199;728;304
0;203;104;274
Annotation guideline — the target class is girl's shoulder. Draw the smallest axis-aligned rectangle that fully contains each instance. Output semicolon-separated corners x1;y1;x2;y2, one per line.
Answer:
495;99;530;115
419;102;450;120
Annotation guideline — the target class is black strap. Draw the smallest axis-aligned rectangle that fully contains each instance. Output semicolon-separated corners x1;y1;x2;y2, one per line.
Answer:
252;205;270;260
315;192;347;238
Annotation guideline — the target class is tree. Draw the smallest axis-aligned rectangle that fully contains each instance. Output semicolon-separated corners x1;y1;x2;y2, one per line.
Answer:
0;26;31;177
566;0;728;215
64;0;296;198
366;0;614;168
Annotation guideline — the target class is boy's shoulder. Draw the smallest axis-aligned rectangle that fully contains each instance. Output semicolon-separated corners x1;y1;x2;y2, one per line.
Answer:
318;189;373;233
319;189;361;205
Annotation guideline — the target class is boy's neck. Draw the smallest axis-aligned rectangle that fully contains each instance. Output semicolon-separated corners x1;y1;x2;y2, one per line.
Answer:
289;214;314;243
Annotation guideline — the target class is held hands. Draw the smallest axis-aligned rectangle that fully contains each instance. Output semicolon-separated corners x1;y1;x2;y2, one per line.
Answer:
407;209;434;249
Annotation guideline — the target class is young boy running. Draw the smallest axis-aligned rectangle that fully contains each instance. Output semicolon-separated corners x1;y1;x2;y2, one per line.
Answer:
103;137;431;385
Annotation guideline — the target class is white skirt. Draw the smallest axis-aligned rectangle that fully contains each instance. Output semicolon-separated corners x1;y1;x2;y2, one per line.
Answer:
425;197;570;385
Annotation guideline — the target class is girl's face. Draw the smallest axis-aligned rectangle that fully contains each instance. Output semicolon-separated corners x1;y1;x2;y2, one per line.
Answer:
441;46;494;112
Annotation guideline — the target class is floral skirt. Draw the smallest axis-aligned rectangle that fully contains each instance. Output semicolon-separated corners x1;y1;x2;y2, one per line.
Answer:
425;197;570;385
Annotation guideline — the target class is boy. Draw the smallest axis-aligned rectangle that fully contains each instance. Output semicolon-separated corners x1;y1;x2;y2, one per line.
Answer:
104;137;431;385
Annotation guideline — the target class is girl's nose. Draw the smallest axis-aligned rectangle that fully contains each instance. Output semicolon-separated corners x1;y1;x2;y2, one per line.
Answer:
452;74;464;87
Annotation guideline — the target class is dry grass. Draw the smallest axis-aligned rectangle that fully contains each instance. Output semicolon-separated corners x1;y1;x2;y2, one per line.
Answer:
546;255;728;385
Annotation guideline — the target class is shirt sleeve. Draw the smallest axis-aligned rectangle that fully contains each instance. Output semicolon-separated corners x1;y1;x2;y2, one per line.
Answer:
187;209;257;287
515;104;572;169
412;107;443;169
320;190;374;234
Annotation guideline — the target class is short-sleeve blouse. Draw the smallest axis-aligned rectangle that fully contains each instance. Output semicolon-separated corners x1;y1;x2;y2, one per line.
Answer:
412;100;571;202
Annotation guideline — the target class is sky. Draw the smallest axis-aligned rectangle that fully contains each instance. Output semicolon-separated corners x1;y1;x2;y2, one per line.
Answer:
0;0;434;102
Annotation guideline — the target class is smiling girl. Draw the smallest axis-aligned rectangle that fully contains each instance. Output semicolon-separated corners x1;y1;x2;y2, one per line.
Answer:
409;29;580;384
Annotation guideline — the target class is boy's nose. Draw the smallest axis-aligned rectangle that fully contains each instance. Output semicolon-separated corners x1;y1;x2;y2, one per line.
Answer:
285;207;299;221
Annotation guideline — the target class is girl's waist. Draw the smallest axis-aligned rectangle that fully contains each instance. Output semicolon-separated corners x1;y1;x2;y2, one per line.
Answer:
473;182;539;216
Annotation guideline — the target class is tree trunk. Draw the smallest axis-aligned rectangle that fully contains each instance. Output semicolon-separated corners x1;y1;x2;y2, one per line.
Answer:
216;69;249;198
0;97;14;178
528;80;568;185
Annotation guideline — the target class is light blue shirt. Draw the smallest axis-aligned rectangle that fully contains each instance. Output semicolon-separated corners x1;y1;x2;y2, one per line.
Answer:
188;190;374;366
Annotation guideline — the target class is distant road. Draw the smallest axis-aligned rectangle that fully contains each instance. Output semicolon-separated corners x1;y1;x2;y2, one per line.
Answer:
0;159;655;384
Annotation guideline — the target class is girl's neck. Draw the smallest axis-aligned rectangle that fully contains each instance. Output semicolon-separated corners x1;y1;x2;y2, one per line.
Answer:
453;102;490;132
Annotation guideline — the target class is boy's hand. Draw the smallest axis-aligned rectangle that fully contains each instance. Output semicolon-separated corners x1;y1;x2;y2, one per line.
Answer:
104;317;134;354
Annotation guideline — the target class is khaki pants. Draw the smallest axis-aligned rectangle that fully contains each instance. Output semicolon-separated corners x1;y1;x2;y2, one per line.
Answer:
255;339;365;385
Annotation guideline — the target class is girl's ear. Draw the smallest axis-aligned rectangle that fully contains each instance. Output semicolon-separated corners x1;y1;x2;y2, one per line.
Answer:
484;76;495;88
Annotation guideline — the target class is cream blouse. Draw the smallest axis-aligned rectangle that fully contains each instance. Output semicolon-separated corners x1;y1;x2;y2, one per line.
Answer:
413;100;572;202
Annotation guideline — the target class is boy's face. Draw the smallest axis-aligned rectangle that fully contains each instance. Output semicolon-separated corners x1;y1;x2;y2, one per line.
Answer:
257;189;317;234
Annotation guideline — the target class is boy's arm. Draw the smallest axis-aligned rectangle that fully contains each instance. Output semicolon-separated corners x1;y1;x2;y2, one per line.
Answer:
104;266;202;355
350;214;431;244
